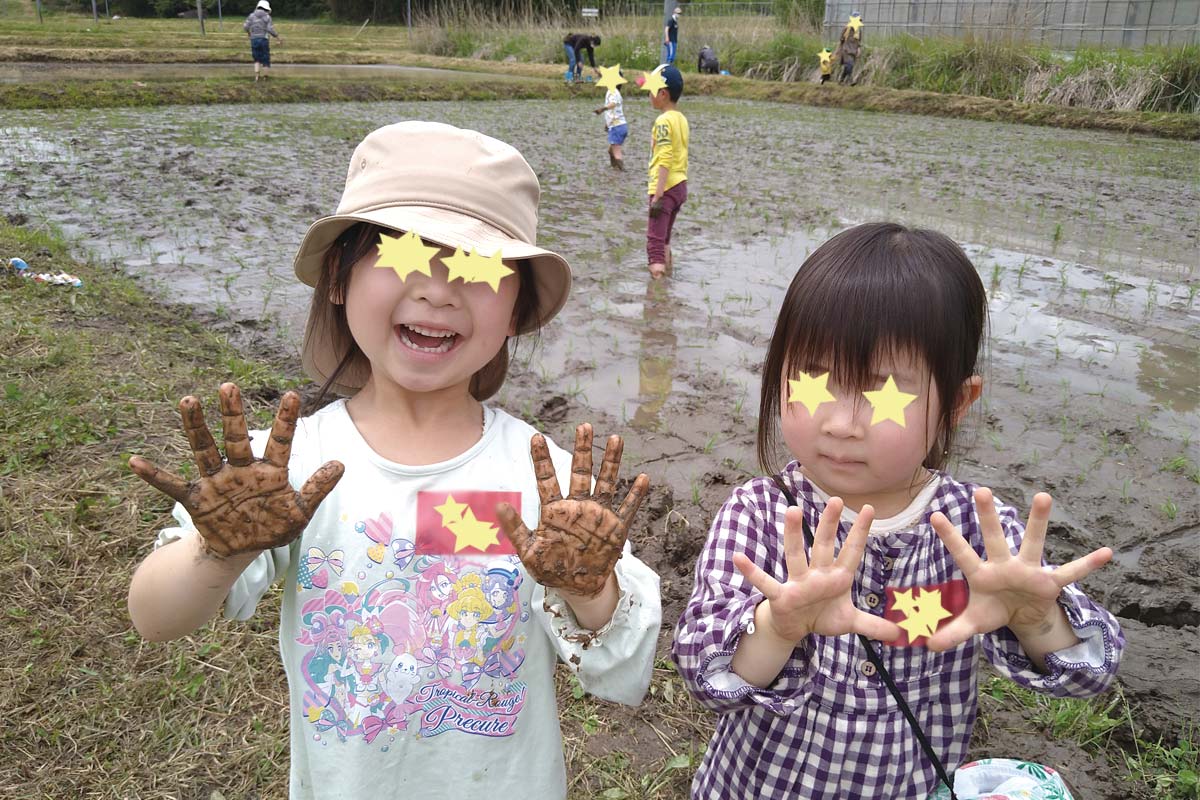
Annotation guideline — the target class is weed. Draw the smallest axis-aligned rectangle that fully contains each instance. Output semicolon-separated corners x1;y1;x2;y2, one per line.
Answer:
1161;499;1179;520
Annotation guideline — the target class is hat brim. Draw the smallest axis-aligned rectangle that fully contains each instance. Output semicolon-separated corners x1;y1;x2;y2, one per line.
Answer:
293;205;572;335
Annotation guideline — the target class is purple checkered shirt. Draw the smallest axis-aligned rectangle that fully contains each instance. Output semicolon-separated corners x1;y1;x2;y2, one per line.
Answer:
671;463;1124;799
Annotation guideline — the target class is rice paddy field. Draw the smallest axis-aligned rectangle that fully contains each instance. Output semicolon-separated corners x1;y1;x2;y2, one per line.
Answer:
1;25;1198;800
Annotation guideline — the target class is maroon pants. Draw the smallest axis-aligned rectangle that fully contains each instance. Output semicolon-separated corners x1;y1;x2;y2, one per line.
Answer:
646;180;687;265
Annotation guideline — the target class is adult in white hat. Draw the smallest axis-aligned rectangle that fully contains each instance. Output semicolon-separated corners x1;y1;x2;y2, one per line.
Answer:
243;0;282;82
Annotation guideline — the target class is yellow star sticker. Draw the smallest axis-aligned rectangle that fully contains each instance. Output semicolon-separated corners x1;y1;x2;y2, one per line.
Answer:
862;375;917;427
788;371;836;416
434;494;470;528
375;231;439;282
446;507;501;553
596;63;627;92
892;587;953;641
441;247;475;284
818;48;833;69
467;248;514;293
440;247;513;292
847;14;863;34
641;66;668;95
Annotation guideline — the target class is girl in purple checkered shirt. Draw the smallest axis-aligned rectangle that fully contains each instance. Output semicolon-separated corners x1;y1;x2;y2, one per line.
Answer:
672;222;1124;799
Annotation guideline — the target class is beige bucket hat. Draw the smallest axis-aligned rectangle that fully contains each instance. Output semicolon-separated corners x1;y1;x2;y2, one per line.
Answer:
292;121;573;393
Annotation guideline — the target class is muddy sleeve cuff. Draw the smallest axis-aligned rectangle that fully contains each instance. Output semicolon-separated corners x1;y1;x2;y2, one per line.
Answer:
533;546;661;706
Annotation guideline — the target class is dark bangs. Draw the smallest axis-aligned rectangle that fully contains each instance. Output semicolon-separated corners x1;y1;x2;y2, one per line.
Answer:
758;222;987;473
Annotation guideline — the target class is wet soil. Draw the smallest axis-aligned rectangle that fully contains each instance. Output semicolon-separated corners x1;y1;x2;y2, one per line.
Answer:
3;97;1197;793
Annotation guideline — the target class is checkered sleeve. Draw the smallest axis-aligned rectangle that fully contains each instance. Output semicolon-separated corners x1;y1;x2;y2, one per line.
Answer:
981;499;1125;697
671;479;805;715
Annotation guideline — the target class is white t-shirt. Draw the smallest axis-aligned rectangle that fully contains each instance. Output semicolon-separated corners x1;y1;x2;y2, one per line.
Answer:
604;88;627;129
156;400;661;800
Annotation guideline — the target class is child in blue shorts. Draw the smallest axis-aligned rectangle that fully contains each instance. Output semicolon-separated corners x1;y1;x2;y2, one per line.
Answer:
594;82;628;170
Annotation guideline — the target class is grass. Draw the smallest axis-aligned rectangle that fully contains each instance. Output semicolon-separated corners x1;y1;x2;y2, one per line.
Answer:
981;678;1200;799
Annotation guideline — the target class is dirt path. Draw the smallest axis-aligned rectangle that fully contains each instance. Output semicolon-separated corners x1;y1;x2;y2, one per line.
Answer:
4;96;1197;794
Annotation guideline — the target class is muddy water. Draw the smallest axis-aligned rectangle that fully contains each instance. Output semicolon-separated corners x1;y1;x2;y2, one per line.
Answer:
3;97;1198;773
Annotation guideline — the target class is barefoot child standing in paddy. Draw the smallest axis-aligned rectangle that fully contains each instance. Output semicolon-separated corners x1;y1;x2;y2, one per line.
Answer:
127;121;661;799
673;223;1123;798
594;66;629;170
642;64;689;280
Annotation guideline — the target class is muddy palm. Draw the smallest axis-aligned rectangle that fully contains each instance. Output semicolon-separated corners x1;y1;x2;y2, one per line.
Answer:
498;423;649;598
128;382;344;558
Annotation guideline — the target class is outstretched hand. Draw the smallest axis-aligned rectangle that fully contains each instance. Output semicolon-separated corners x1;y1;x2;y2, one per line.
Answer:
733;499;902;644
925;487;1112;652
129;383;344;558
497;424;649;598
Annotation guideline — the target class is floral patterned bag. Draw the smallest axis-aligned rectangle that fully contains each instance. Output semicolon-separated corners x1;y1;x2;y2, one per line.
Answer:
928;758;1075;800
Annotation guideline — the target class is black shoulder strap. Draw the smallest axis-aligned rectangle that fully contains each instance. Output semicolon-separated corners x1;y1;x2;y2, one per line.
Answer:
770;475;958;799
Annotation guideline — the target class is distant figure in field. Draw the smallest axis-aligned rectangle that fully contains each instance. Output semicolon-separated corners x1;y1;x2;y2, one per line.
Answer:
563;33;602;82
833;12;864;84
243;0;282;82
698;45;720;75
818;47;834;84
664;7;681;65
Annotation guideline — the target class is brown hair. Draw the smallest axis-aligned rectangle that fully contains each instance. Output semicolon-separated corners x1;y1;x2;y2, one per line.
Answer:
306;222;540;410
757;222;987;474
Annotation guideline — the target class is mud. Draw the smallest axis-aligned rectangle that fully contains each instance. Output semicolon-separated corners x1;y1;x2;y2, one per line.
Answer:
2;97;1196;792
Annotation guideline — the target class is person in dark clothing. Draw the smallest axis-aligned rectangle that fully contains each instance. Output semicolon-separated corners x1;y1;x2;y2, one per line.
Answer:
833;12;864;84
698;45;719;75
663;7;681;64
563;33;602;81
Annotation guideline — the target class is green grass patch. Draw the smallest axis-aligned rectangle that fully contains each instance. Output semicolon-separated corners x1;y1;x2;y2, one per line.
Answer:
980;677;1200;799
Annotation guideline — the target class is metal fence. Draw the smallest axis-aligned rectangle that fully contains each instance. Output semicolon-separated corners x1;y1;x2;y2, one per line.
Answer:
596;1;776;17
823;0;1200;47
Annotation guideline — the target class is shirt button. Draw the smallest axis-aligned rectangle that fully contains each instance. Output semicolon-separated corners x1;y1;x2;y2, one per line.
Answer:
883;557;894;570
864;592;881;609
860;660;877;677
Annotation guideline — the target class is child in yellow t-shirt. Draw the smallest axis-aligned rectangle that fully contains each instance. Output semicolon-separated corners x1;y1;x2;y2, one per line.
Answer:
645;64;689;280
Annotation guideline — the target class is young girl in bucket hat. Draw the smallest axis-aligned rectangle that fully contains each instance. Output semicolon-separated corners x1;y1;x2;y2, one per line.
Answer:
126;121;662;799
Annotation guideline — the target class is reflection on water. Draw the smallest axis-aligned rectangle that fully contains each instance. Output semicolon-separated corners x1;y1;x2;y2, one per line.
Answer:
632;280;677;432
1137;342;1199;415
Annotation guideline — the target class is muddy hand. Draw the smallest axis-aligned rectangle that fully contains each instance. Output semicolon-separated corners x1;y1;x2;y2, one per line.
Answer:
925;487;1113;651
497;424;649;597
129;383;344;558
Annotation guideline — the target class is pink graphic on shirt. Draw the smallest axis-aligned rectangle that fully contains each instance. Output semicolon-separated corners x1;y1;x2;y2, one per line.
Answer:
295;506;530;745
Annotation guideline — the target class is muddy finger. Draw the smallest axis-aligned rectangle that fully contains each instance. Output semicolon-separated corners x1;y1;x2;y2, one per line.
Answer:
128;455;191;504
180;395;223;476
298;460;345;519
568;423;594;500
530;434;563;506
263;390;301;468
614;473;649;530
218;383;253;467
497;502;535;561
593;434;623;507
